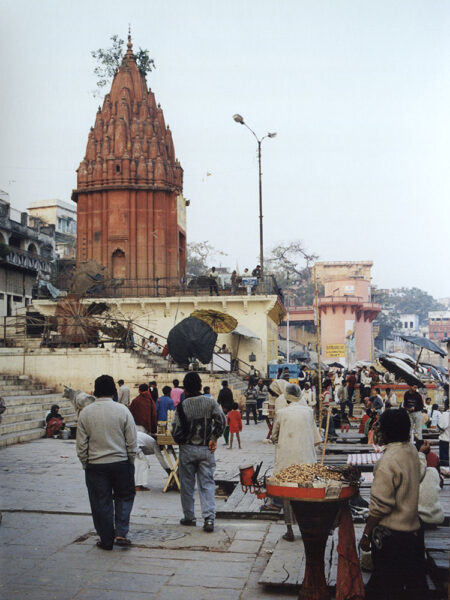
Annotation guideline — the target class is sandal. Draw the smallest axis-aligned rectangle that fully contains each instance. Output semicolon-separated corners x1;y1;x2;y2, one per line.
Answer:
114;536;132;546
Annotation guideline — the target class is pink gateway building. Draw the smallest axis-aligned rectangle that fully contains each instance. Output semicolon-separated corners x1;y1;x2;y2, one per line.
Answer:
316;261;381;365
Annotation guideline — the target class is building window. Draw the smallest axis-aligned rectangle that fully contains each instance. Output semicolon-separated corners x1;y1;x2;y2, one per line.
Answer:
404;322;408;328
410;321;413;328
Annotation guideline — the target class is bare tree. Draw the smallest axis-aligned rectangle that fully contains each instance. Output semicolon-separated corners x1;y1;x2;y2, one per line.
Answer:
266;241;319;305
186;241;227;277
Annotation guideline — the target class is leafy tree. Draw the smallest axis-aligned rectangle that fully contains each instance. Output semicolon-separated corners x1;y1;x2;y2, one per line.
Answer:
373;286;443;341
91;34;155;92
186;241;227;277
373;308;402;341
388;287;444;324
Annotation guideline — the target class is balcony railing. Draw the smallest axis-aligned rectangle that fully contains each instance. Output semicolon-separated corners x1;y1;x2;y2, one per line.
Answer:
4;247;52;274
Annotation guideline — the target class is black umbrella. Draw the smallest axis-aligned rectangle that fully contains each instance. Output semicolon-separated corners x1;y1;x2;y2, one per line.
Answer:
399;335;446;358
379;356;422;387
167;316;217;365
325;361;346;369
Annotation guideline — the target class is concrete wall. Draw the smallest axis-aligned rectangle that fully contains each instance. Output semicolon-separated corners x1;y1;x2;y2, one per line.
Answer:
33;294;281;376
0;347;234;400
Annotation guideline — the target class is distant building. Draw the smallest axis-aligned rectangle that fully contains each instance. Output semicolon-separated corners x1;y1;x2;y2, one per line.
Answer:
315;261;380;364
28;199;77;259
428;310;450;341
0;192;55;316
398;313;420;335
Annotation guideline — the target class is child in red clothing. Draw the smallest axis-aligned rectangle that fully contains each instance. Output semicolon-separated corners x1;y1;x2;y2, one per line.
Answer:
227;402;242;449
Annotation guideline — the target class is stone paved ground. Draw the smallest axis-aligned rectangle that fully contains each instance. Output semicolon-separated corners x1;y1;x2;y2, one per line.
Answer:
0;423;297;600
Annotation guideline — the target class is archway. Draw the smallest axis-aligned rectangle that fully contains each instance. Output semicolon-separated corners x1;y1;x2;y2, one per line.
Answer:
112;248;126;279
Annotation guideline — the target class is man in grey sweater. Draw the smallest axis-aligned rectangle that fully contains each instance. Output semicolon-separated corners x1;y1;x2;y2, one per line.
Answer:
76;374;137;550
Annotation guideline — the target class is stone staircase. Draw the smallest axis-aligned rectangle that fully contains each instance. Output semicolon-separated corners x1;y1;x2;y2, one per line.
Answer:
0;375;76;448
128;346;249;400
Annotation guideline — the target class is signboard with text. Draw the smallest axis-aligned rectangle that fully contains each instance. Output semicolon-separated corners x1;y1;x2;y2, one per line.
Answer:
326;343;346;358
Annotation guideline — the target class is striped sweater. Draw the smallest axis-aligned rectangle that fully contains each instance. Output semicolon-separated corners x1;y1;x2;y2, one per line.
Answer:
171;394;226;445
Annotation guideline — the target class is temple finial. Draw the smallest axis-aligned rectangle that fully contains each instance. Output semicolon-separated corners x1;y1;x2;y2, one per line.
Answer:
127;24;132;52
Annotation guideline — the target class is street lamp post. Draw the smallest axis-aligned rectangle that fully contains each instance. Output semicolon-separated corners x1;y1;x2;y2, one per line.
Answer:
233;114;276;278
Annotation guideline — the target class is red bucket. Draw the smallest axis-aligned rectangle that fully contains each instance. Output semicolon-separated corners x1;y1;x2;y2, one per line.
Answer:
239;464;255;487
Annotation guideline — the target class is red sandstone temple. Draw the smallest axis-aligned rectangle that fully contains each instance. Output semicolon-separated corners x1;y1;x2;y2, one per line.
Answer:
72;35;186;288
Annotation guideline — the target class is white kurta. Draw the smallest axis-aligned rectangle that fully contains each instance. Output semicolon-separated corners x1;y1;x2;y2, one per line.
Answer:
134;430;154;487
301;388;316;407
271;403;322;472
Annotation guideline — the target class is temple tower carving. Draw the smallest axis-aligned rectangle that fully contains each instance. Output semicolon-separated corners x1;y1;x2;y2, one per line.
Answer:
72;34;186;287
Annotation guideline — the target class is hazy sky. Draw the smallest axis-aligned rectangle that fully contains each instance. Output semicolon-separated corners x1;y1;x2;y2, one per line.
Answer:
1;0;449;298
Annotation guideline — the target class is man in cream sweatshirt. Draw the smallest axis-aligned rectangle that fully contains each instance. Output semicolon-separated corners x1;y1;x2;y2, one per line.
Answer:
76;374;137;550
360;408;427;599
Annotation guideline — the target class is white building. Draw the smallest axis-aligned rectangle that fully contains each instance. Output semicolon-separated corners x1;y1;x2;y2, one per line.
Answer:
398;313;420;334
28;199;77;259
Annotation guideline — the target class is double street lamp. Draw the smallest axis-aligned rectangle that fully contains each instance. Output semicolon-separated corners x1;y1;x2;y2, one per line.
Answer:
233;114;276;278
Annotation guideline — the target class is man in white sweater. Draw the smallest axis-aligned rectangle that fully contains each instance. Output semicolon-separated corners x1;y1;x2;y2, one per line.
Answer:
76;374;137;550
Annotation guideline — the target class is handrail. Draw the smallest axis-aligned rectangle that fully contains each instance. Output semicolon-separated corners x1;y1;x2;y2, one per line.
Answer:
34;274;282;300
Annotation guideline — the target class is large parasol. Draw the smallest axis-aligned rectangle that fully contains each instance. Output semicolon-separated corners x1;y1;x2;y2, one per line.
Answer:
168;316;218;365
399;334;447;373
378;355;422;387
399;335;447;358
190;309;237;333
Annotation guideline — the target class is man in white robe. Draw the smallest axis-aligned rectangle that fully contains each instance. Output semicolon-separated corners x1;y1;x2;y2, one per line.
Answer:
300;382;316;407
271;384;322;541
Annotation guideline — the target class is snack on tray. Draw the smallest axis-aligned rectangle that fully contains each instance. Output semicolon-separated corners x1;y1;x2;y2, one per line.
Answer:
273;464;359;487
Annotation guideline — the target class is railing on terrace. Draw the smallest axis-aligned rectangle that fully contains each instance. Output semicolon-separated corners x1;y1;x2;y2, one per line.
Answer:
35;274;283;300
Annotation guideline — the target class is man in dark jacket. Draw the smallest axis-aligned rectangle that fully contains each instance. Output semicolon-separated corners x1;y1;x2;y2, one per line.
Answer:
217;380;233;414
171;373;225;533
403;384;424;441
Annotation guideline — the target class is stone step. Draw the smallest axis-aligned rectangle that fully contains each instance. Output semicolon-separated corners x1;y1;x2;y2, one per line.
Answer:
2;405;75;424
0;414;75;436
2;394;63;407
1;417;49;435
0;384;48;393
5;399;68;414
0;388;55;396
0;427;45;448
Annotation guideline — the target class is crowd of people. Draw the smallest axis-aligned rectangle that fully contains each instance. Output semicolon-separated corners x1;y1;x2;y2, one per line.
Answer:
208;264;263;296
53;362;449;599
74;372;226;548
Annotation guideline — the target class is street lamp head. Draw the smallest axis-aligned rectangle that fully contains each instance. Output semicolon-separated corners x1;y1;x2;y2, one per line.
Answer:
267;132;277;138
233;114;244;124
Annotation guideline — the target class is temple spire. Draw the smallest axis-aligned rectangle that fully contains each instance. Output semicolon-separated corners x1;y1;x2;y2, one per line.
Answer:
126;25;133;57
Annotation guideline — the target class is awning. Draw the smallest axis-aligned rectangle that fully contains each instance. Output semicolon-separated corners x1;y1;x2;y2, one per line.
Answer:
232;324;260;339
